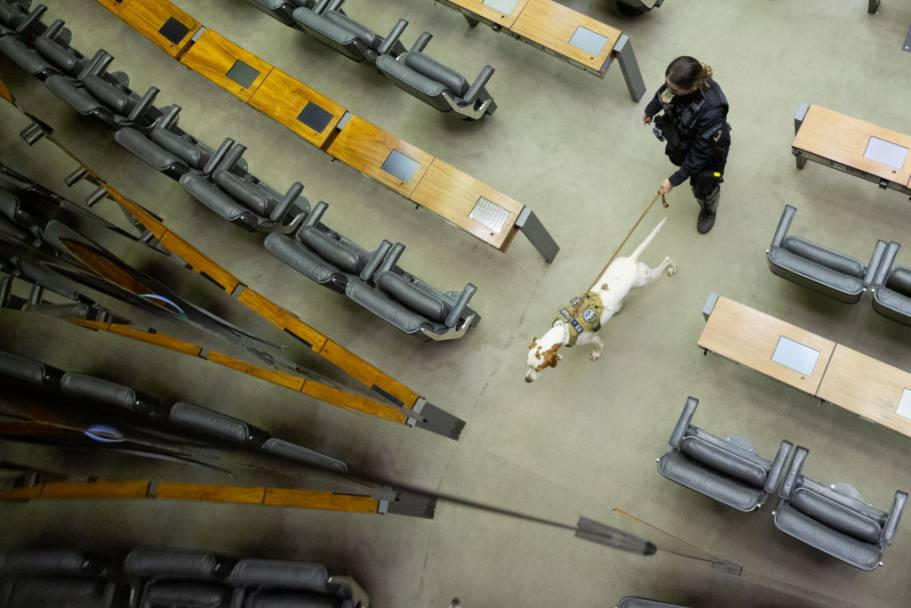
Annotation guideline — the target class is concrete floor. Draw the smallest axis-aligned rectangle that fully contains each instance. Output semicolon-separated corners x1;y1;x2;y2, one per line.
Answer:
1;0;911;606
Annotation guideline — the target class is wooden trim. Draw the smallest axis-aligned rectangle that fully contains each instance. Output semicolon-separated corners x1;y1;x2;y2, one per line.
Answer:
155;482;266;504
179;28;273;102
119;0;200;58
235;288;327;351
263;488;379;513
300;381;408;423
96;0;132;15
318;340;418;409
40;480;151;499
205;350;306;392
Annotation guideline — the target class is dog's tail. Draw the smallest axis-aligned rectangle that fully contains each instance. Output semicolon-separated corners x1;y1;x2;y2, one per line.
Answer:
630;217;667;261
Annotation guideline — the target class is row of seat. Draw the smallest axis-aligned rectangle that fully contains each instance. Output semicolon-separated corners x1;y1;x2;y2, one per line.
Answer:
0;2;481;340
250;0;498;120
0;348;348;472
767;204;911;327
0;548;367;607
657;398;907;571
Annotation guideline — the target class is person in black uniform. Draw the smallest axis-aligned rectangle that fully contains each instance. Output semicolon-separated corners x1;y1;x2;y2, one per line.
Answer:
643;56;731;234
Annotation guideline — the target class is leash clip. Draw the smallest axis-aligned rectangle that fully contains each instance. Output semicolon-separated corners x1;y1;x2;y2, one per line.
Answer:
660;194;669;208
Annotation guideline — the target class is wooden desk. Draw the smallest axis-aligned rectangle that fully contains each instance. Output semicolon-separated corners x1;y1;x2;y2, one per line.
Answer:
439;0;531;29
511;0;620;76
698;296;836;394
412;159;522;250
793;103;911;196
817;345;911;439
96;0;131;15
118;0;200;58
249;68;346;148
326;115;433;197
180;28;272;102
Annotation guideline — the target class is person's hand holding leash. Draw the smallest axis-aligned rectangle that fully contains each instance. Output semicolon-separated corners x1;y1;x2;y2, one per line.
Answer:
658;178;674;195
642;113;652;126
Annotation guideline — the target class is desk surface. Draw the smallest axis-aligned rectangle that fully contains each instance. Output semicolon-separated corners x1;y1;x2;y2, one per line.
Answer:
249;68;346;149
447;0;531;29
698;297;836;394
326;115;433;197
97;0;130;14
118;0;200;58
817;345;911;439
512;0;621;74
793;105;911;188
180;28;273;102
412;159;523;250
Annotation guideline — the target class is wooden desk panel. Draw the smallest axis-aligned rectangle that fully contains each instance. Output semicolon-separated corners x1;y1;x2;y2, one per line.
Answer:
118;0;199;57
511;0;620;75
249;68;346;148
412;159;522;250
698;297;836;394
445;0;531;29
817;345;911;438
326;115;433;197
180;29;272;102
793;105;911;187
97;0;131;15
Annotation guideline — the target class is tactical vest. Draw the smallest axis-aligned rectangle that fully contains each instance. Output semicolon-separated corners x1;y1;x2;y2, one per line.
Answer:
660;80;729;143
553;292;604;347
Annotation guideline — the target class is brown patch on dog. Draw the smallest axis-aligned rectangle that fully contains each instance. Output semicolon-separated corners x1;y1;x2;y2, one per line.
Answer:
535;343;562;371
528;338;539;350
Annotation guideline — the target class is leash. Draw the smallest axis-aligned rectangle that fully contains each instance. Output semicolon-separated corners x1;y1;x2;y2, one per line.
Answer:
588;191;669;292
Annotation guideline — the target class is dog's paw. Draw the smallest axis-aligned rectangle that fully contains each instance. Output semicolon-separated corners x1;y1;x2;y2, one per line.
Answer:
590;351;602;361
666;264;678;277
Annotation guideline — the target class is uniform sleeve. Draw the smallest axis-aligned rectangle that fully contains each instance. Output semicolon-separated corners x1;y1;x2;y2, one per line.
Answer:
669;107;726;187
644;84;666;118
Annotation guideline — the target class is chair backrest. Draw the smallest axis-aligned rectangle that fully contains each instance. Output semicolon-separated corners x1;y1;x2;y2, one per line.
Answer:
34;19;85;75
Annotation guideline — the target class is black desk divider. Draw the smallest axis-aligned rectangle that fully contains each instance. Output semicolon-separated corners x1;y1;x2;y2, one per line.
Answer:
158;17;190;45
297;101;333;133
226;60;260;89
381;150;420;183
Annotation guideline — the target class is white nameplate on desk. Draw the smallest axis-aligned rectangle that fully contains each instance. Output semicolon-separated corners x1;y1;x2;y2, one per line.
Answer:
470;197;509;233
897;388;911;420
482;0;519;13
771;336;819;376
864;137;909;170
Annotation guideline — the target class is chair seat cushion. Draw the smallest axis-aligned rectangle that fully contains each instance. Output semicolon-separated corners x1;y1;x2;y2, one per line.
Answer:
293;9;368;61
244;590;342;608
375;55;447;100
60;373;137;410
115;128;185;172
376;272;448;322
769;247;865;298
347;280;442;334
0;350;47;386
264;233;342;284
887;266;911;297
783;236;865;277
45;75;104;115
215;172;272;217
774;502;882;570
261;438;347;472
0;36;54;76
226;559;329;591
404;51;469;96
169;401;250;444
83;75;132;115
874;287;911;323
34;38;84;75
323;11;376;48
657;451;765;511
791;488;882;543
298;229;363;274
180;174;251;222
152;128;210;170
143;581;228;607
0;550;88;576
4;578;116;608
679;436;767;488
124;548;218;579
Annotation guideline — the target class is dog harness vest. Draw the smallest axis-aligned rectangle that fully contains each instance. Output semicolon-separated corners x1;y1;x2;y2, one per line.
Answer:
554;292;604;347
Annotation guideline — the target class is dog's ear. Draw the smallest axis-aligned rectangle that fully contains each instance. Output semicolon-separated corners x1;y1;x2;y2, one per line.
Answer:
528;338;538;349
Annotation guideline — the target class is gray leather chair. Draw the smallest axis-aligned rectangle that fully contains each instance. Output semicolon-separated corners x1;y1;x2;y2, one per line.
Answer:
0;0;32;36
60;371;165;419
180;142;308;232
264;200;390;293
767;204;886;304
0;4;54;77
31;18;87;77
617;598;690;608
116;106;229;179
871;241;911;327
245;0;314;26
347;242;479;340
0;348;63;388
229;560;365;607
291;0;405;64
375;26;497;120
657;397;793;512
0;550;122;608
773;447;908;570
44;49;160;129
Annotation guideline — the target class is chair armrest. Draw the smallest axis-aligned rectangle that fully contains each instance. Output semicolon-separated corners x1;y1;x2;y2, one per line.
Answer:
303;200;328;227
770;204;796;249
360;240;392;281
411;31;432;53
270;181;303;222
379;242;406;273
764;440;793;494
77;49;107;81
327;0;344;12
444;283;477;329
863;240;888;287
377;19;408;56
668;396;698;448
871;241;901;289
156;104;181;131
778;446;808;500
40;18;64;41
462;65;495;105
882;491;908;546
85;51;114;79
15;4;46;35
127;86;159;122
201;138;235;176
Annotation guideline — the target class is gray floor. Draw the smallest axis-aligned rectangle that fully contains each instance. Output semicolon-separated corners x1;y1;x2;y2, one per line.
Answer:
1;0;911;606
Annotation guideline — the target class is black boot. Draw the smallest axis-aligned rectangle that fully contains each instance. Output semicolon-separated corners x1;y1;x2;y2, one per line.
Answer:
696;185;720;234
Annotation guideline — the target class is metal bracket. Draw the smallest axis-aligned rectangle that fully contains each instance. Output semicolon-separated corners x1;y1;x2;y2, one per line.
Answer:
385;489;437;519
516;208;559;263
612;34;646;102
702;291;719;320
411;398;465;440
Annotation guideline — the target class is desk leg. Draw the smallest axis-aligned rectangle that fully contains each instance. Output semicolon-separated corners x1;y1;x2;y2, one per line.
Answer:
613;34;646;102
462;13;479;28
794;102;809;169
868;0;880;13
517;208;559;263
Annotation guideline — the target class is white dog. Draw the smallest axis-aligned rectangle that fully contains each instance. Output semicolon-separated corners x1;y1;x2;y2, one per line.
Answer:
525;218;676;383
